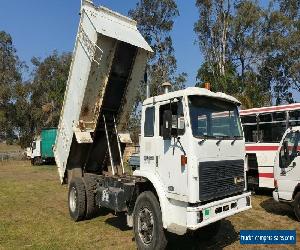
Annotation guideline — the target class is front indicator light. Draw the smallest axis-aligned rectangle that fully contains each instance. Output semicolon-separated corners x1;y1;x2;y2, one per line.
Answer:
181;155;187;166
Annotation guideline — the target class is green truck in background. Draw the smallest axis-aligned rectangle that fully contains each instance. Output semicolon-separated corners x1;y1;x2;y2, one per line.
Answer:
31;128;57;165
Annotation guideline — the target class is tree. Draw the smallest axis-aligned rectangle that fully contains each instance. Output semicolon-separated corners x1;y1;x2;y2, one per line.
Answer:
128;0;186;142
261;0;300;104
129;0;186;97
0;31;25;143
194;0;233;80
30;51;71;133
194;0;272;108
13;82;34;147
195;0;300;107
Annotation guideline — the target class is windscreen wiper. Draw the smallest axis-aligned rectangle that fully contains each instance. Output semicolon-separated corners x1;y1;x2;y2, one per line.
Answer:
231;135;242;145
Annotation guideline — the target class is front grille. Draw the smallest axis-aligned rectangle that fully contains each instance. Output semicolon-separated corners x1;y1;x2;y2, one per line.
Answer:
199;159;245;202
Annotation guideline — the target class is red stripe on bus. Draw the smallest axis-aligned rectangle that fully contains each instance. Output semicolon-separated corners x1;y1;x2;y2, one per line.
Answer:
259;173;274;178
240;103;300;115
246;146;279;151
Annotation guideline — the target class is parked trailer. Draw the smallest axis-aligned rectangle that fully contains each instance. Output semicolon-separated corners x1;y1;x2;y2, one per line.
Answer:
54;1;251;249
240;103;300;189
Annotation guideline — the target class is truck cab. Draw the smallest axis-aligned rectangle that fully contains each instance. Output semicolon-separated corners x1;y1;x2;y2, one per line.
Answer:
31;139;42;165
273;126;300;220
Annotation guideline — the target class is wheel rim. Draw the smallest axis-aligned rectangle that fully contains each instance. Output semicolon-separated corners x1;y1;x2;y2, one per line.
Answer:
137;207;154;245
69;187;77;213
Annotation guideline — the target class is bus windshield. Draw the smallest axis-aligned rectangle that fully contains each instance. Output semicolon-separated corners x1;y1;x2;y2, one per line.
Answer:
189;96;242;139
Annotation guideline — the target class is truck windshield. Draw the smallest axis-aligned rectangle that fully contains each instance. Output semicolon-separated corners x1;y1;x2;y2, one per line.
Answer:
189;96;242;139
279;130;300;168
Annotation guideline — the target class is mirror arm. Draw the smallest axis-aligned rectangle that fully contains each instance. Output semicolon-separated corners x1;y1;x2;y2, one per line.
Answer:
177;137;186;155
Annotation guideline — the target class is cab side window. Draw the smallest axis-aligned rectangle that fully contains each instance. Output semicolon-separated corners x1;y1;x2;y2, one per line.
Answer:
144;107;155;137
159;101;185;137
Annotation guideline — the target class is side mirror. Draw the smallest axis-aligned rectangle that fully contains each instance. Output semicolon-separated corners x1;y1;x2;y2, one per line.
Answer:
163;110;172;140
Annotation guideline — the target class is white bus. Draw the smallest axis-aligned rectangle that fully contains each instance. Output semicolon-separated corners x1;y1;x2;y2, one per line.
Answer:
240;103;300;189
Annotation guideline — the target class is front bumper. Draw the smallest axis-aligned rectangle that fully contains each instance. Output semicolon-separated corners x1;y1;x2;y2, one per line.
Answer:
186;192;251;230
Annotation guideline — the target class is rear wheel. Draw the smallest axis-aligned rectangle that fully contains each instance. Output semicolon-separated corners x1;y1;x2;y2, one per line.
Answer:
133;191;167;250
83;174;99;219
32;157;42;166
293;192;300;221
68;177;86;221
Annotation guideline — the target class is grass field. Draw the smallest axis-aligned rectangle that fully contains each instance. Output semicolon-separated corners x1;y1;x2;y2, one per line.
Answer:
0;144;22;153
0;161;299;249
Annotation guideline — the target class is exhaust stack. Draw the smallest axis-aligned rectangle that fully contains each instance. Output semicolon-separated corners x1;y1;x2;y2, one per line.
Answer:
145;71;150;99
162;82;172;94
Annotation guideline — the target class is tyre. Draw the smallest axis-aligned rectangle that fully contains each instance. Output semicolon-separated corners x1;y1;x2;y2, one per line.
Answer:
68;177;86;221
33;157;42;166
293;192;300;221
133;191;167;250
191;220;221;241
83;174;99;219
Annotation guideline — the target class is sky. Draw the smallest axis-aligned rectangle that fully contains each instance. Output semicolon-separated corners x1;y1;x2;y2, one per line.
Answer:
0;0;202;87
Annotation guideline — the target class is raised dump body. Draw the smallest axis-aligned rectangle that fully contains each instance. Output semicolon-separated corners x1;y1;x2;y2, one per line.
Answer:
54;1;152;183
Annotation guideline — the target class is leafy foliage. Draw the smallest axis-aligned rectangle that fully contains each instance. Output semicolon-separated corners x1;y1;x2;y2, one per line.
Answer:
128;0;186;142
194;0;299;108
0;31;25;142
0;30;71;147
30;51;71;131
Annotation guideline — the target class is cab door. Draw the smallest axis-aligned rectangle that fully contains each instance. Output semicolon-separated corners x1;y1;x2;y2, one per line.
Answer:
276;130;300;200
156;100;188;199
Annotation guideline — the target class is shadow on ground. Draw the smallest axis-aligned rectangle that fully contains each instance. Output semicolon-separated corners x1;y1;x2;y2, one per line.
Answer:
260;197;296;220
166;219;238;249
252;188;273;196
105;213;131;231
105;214;239;249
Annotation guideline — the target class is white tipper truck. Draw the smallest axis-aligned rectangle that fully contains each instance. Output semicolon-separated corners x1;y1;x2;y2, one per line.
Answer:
54;1;252;249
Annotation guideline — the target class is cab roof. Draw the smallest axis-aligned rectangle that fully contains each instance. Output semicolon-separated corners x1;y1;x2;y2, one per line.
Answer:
142;87;240;106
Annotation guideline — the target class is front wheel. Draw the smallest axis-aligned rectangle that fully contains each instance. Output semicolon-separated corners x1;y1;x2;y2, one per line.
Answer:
133;191;167;249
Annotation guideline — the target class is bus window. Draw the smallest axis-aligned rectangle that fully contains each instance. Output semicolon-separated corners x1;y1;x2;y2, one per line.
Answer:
241;115;258;142
289;110;300;126
241;115;256;124
272;112;287;142
243;125;258;142
273;112;286;122
257;114;272;142
259;113;272;123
